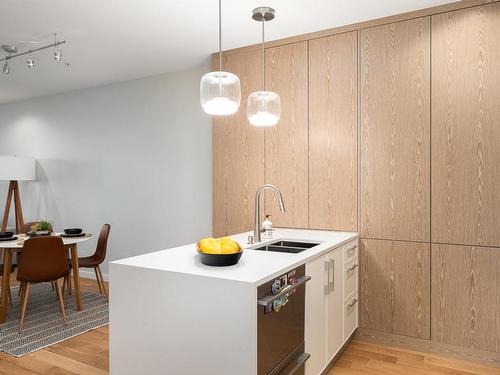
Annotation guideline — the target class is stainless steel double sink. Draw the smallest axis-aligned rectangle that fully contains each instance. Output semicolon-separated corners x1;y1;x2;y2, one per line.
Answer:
251;240;320;254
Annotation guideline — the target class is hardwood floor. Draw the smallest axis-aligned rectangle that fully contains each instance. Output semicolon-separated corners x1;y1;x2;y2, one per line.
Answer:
329;339;500;374
0;276;108;375
1;276;499;374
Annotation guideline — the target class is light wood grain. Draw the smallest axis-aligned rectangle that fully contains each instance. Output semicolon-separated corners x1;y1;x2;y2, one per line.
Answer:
220;0;497;57
431;2;500;247
308;32;358;231
264;42;309;228
360;239;430;339
360;18;431;242
431;244;500;353
212;50;265;237
331;338;500;374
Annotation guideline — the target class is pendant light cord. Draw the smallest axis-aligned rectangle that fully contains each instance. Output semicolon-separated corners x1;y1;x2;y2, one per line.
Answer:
261;17;265;90
219;0;222;72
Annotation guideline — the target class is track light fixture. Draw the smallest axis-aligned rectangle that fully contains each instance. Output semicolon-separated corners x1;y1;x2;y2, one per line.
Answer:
0;33;66;75
2;57;10;74
53;33;62;61
26;52;34;68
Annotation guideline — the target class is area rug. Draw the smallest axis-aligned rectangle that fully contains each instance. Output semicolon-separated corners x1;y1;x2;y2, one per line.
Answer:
0;283;108;357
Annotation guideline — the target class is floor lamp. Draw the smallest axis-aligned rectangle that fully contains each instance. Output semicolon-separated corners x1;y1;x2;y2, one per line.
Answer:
0;156;36;234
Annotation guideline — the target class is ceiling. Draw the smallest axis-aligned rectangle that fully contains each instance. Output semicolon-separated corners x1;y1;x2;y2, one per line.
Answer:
0;0;458;105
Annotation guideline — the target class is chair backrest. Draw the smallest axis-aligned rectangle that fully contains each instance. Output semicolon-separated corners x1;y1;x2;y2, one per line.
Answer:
22;221;54;234
17;237;69;283
94;224;111;263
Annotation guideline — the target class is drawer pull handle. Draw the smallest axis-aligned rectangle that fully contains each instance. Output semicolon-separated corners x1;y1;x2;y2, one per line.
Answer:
347;263;358;272
347;298;358;309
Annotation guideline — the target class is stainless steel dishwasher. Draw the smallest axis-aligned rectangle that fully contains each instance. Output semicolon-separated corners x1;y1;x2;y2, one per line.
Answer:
257;264;311;375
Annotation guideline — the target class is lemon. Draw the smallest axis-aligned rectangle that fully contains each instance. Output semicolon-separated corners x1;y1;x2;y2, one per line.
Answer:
199;238;222;254
198;237;239;254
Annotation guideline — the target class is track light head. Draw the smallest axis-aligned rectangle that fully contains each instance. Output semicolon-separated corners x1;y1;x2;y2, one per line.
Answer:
26;53;34;68
53;34;62;61
54;47;62;61
2;60;10;74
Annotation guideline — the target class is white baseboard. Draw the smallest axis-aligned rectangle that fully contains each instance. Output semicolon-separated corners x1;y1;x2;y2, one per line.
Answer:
78;268;109;282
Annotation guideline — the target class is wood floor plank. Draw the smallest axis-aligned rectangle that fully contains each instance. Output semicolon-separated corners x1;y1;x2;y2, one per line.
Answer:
330;339;500;375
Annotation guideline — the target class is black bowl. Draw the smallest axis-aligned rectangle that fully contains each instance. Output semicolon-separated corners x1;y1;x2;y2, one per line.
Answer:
64;228;83;235
197;243;243;267
0;231;14;239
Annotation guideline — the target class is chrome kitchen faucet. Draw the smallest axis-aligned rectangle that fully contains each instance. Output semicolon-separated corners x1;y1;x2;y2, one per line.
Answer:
253;184;286;243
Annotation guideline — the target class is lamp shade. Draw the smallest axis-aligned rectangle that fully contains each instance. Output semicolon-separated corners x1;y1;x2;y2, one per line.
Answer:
247;91;281;127
0;156;36;181
200;71;241;115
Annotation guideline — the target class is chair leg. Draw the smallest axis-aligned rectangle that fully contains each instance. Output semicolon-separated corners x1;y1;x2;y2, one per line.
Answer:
8;286;12;307
51;282;55;292
94;267;103;294
54;279;67;326
18;282;23;296
68;269;72;296
97;266;107;300
19;282;30;333
62;275;66;295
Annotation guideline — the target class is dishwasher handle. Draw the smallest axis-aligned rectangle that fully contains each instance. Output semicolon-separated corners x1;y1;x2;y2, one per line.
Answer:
284;352;311;375
257;275;311;307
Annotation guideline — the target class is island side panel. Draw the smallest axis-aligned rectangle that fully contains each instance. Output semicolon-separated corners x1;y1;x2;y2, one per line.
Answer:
110;263;257;375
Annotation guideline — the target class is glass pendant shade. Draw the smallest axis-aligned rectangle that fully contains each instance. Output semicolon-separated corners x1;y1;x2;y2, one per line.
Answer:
200;71;241;115
247;91;281;126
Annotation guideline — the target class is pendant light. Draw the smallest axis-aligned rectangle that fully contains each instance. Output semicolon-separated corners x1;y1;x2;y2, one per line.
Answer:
200;0;241;116
247;7;281;127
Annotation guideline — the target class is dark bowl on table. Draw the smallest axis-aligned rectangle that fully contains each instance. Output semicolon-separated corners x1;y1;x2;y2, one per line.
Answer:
0;231;14;239
64;228;83;235
196;242;243;267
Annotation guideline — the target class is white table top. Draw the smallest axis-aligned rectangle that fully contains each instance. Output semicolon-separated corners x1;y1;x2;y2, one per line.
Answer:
0;233;92;248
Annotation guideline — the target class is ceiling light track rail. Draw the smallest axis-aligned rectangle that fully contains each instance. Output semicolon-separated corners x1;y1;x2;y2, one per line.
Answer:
0;41;66;62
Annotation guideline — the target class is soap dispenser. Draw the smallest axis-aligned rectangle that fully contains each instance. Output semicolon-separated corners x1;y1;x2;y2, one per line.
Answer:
262;215;273;239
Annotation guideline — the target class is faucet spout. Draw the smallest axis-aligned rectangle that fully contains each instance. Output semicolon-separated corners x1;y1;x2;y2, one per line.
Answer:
254;184;285;243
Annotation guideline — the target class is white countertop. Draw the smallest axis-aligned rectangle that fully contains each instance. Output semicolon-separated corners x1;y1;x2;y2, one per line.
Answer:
111;228;358;285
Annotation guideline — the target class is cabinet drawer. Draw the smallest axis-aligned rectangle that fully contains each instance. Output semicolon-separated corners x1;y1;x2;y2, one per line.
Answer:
344;256;358;299
344;292;358;341
343;242;358;264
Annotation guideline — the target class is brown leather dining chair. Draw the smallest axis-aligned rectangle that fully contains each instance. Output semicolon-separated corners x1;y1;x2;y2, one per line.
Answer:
17;236;69;332
0;222;48;306
15;222;56;297
64;224;110;300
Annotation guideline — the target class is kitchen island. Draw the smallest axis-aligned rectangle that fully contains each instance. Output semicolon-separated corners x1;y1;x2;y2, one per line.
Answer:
109;228;358;375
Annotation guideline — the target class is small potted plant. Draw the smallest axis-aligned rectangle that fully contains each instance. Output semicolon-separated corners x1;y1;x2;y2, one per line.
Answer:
29;220;54;237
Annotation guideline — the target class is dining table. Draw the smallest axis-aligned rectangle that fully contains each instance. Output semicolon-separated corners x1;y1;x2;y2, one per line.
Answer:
0;232;92;324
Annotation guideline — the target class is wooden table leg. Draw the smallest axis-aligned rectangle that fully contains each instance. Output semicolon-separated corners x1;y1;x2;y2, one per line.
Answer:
0;249;12;323
70;244;82;311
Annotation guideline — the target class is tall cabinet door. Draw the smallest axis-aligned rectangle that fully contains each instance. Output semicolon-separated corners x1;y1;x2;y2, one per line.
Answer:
431;3;500;247
212;50;265;237
265;42;309;228
360;18;431;242
309;32;358;231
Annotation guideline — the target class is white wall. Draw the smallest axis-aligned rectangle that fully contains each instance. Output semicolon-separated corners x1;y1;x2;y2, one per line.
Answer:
0;66;212;278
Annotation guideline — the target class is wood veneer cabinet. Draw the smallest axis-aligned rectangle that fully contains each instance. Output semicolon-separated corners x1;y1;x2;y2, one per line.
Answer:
431;244;500;352
309;32;358;231
359;239;430;339
431;2;500;247
360;18;431;242
212;50;265;237
264;42;309;228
